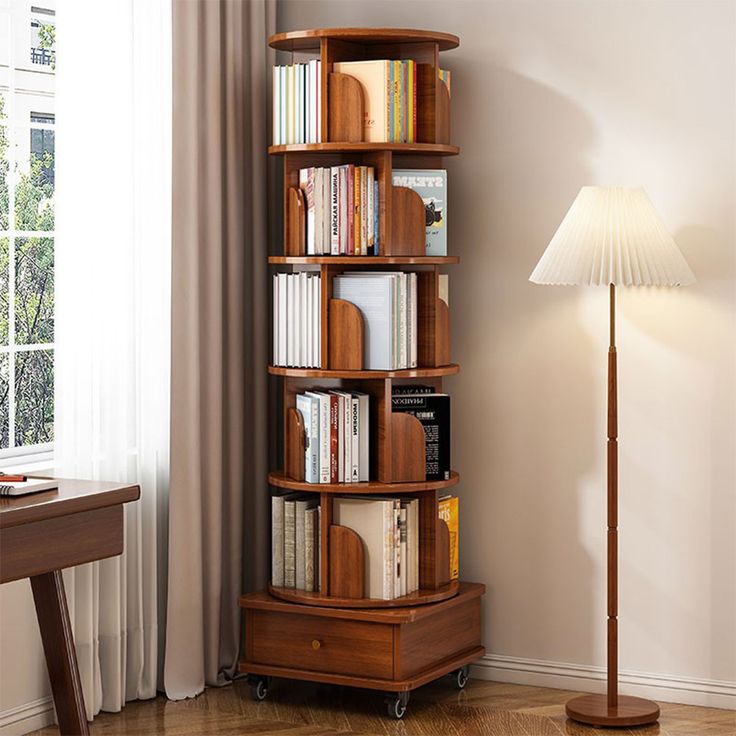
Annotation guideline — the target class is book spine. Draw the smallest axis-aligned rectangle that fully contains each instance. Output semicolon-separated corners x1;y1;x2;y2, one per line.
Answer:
272;66;279;145
309;395;320;482
316;60;322;142
394;500;401;598
354;166;362;255
284;500;296;587
351;397;359;482
271;495;285;587
272;274;278;365
329;394;339;484
295;501;307;590
339;166;348;254
330;166;339;255
392;60;401;142
323;167;331;254
373;179;379;255
318;395;330;483
347;164;355;255
383;501;394;600
360;165;368;255
358;393;369;481
399;507;407;597
401;61;407;143
296;394;312;481
342;392;351;482
305;507;315;592
438;496;459;580
367;167;374;254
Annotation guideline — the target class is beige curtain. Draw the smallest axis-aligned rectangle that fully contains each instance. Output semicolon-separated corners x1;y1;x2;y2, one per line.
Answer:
164;0;275;699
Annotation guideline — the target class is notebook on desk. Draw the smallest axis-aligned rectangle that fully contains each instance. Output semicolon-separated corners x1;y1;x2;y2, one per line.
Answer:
0;479;58;497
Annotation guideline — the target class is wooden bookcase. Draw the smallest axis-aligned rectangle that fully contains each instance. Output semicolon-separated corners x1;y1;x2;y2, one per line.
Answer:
239;28;485;720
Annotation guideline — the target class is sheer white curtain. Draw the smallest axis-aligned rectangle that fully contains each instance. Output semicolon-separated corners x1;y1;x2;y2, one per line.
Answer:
55;0;171;719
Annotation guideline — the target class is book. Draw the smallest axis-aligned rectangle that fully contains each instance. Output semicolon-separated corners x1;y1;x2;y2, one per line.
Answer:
392;392;451;481
399;505;407;597
273;62;322;144
284;494;297;587
391;169;447;256
333;496;395;599
295;497;318;590
438;494;459;580
305;506;318;592
352;391;370;481
0;478;57;497
271;493;285;587
272;273;321;368
333;60;390;142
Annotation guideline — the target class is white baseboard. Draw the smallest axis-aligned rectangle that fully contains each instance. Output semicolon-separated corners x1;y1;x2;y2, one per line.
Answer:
472;654;736;710
0;697;54;736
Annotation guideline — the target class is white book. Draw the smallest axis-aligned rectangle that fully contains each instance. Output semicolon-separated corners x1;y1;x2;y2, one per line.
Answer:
280;66;287;145
296;394;318;483
394;500;401;598
295;497;318;590
411;499;419;592
352;391;370;481
300;271;308;367
306;391;330;483
316;61;322;143
333;497;395;600
305;506;318;592
313;275;321;367
350;395;360;482
398;272;407;369
399;506;407;597
300;168;315;255
272;273;279;365
332;391;352;483
271;494;285;586
293;273;302;366
332;275;394;370
272;66;280;145
284;495;297;587
305;61;311;144
295;64;302;144
306;275;313;367
314;168;322;255
286;274;295;366
278;273;287;365
287;64;294;144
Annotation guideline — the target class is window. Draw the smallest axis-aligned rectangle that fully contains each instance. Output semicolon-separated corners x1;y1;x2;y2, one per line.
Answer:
0;0;55;462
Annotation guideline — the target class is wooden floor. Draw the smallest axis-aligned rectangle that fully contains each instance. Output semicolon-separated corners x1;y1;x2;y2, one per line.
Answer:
30;678;735;736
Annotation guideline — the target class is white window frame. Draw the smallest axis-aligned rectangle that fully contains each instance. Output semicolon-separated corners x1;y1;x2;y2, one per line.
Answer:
0;2;55;467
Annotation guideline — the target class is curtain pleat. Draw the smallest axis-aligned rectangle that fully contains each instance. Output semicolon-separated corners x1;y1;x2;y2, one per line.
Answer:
164;0;274;699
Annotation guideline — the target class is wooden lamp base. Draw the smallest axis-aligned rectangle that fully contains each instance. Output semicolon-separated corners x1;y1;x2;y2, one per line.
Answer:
566;694;660;728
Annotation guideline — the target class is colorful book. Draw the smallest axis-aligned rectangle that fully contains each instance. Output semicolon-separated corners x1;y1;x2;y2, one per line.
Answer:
392;169;447;256
438;495;459;579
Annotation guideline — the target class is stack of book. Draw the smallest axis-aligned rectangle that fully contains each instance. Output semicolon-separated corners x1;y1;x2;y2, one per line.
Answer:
272;61;322;145
392;386;451;481
332;60;417;143
271;493;321;592
332;272;418;370
332;496;420;600
295;390;370;484
392;169;447;256
272;272;321;368
299;166;379;255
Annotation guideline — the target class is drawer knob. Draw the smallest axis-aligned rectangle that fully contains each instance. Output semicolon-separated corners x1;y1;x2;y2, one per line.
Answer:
311;639;322;650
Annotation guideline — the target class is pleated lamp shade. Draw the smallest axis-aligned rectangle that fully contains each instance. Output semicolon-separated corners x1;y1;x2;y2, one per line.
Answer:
530;187;696;286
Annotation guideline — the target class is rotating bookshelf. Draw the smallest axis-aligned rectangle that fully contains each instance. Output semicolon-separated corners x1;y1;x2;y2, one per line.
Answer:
239;28;485;720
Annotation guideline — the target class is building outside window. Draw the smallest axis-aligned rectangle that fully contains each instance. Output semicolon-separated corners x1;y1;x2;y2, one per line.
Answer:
0;0;56;464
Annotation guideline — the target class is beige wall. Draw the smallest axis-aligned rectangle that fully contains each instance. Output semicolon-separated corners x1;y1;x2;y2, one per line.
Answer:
279;0;736;702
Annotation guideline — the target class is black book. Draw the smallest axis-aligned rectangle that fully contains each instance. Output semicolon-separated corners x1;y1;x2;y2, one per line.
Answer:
392;385;434;395
391;393;450;481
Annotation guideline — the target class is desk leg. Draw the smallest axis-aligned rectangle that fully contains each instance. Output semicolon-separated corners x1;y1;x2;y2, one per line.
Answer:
31;570;90;736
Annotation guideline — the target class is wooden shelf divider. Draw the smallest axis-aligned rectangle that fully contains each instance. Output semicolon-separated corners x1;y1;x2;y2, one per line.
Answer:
285;187;305;256
328;73;364;143
285;407;305;482
387;186;426;256
328;298;364;370
328;525;365;598
387;412;427;483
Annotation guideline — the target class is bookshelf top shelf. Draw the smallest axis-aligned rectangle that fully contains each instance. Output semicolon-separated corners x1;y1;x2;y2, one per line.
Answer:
268;364;460;379
269;470;460;495
269;28;460;52
268;142;459;156
269;256;459;265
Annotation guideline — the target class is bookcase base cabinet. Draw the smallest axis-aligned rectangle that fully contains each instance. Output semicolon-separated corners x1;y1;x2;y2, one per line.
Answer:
239;582;485;716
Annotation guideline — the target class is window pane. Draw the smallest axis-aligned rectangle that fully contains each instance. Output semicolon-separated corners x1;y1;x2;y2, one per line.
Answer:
0;236;8;344
15;236;53;344
0;353;8;449
14;125;55;231
14;348;53;446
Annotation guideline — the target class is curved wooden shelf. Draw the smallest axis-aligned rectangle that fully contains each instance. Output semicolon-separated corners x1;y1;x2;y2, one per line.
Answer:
268;580;460;608
269;255;459;265
268;364;459;379
269;28;460;52
268;142;459;156
268;470;460;495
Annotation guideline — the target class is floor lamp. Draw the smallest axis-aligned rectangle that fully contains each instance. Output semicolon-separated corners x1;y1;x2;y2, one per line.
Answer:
530;187;695;728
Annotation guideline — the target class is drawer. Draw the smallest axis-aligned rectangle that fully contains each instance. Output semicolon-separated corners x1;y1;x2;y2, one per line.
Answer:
250;610;394;679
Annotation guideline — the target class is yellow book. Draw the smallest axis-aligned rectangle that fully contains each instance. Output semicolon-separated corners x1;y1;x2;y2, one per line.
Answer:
392;60;401;142
407;60;415;143
438;495;459;580
333;60;391;142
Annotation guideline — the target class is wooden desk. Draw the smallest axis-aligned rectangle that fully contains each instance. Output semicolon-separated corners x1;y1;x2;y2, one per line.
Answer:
0;478;140;736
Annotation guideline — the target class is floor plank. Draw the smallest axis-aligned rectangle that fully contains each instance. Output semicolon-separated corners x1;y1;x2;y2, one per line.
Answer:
27;678;735;736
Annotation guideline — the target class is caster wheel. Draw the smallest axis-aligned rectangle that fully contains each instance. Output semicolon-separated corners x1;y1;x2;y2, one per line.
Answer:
247;675;270;701
386;692;410;719
454;665;469;690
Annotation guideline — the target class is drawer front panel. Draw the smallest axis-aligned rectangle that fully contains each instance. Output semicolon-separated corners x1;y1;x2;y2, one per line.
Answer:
250;611;393;679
